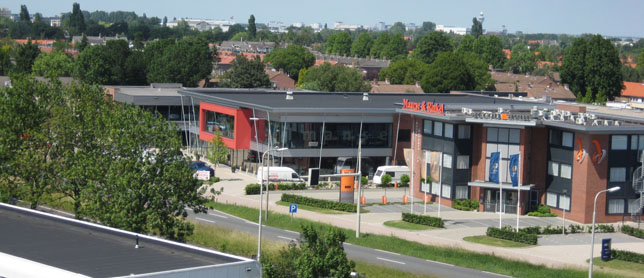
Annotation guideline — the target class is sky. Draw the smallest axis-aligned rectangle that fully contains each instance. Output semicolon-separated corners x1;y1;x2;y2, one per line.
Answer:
4;0;644;37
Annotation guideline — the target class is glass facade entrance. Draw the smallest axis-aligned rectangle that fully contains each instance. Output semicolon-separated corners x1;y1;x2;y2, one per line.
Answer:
483;189;518;214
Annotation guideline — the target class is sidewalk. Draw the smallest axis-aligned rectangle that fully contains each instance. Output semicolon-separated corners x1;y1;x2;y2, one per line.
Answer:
203;165;644;270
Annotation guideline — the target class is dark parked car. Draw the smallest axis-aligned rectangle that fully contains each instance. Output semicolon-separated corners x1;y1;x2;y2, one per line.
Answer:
190;161;215;177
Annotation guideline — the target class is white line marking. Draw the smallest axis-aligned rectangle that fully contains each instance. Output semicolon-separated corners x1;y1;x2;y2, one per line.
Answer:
277;236;295;241
195;217;215;223
208;213;228;218
376;249;400;256
426;260;453;267
283;230;299;235
482;271;511;277
376;257;406;265
344;243;353;246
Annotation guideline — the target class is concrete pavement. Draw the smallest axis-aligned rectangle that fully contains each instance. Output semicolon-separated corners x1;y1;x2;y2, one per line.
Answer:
200;162;644;271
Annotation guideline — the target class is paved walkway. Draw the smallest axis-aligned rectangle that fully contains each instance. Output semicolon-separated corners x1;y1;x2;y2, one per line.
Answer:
200;162;644;271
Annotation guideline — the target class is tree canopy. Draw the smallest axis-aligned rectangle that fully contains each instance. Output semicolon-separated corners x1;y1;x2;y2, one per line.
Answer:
220;55;271;88
421;52;475;93
264;44;315;81
505;43;536;74
145;36;214;87
298;63;370;92
351;33;374;58
14;40;40;74
411;32;453;64
471;18;483;38
378;58;429;85
32;51;74;78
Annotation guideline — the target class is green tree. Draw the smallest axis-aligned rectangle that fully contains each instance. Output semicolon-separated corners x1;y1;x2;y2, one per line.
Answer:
330;32;352;56
638;48;644;78
19;5;30;22
146;36;214;87
162;16;167;27
505;43;536;74
0;45;11;75
421;52;475;93
207;133;229;176
220;55;271;88
473;35;506;69
389;22;406;35
69;3;86;35
411;32;453;64
462;51;496;91
471;17;483;38
264;225;354;278
381;34;408;60
13;40;41;74
248;14;256;40
378;58;429;85
77;34;88;52
32;51;74;78
380;174;392;187
264;45;315;81
351;33;374;58
370;33;391;59
298;63;370;92
75;40;136;85
457;35;475;53
560;38;588;96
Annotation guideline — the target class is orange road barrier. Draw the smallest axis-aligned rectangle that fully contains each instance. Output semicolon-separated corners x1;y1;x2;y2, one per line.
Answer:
402;195;408;204
394;182;398;188
360;196;366;205
382;195;388;204
275;183;278;191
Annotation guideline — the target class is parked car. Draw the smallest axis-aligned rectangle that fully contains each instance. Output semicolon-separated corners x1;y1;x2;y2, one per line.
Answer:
257;166;303;184
372;166;410;185
190;161;215;177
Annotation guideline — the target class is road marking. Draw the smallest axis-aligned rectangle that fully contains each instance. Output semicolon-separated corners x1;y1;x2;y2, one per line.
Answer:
208;213;228;219
376;249;400;256
426;260;453;267
277;236;296;241
283;230;299;235
195;217;215;223
376;257;406;265
482;271;511;277
344;243;353;246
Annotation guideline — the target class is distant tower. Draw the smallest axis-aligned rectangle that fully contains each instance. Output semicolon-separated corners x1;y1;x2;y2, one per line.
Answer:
478;12;485;24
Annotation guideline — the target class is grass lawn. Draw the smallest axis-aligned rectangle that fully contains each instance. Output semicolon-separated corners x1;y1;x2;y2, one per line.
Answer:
276;200;348;214
592;258;644;278
463;235;535;248
207;201;622;278
384;220;434;231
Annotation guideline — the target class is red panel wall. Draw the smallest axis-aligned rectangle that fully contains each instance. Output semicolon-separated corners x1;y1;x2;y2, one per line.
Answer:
199;102;253;150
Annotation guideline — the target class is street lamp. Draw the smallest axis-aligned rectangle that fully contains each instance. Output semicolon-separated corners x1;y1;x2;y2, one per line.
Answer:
257;147;288;265
588;186;620;278
562;189;567;235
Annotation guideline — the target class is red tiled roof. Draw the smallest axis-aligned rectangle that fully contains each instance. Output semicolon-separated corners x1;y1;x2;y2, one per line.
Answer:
369;81;423;93
622;81;644;98
314;60;338;66
216;51;266;64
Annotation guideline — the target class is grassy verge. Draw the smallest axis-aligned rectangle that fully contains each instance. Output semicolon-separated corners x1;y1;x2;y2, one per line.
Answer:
384;220;434;231
276;200;348;214
463;235;534;248
592;258;644;278
354;261;437;278
207;201;620;278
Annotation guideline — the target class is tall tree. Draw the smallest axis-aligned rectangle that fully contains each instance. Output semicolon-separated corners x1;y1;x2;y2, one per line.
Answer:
13;40;41;74
378;58;429;85
350;33;374;58
0;45;11;75
220;55;271;88
421;52;475;93
638;48;644;78
248;14;256;40
381;34;408;60
162;16;168;27
298;63;370;92
19;5;30;22
32;51;74;78
330;32;352;56
207;133;229;177
389;22;406;35
146;36;214;87
411;32;453;64
505;43;536;74
264;44;315;81
370;33;391;59
471;17;483;38
69;2;86;35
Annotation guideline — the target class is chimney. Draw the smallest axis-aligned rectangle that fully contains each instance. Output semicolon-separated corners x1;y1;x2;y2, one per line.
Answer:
415;81;421;88
385;78;390;85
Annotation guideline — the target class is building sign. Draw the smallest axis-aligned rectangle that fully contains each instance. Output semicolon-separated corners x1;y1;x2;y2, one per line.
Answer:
402;99;444;115
471;111;532;121
194;170;211;181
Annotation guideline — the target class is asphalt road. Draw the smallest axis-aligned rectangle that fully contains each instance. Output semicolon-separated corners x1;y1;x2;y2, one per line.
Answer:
187;208;512;278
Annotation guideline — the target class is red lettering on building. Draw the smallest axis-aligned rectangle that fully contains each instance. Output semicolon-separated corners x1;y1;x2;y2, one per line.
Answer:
402;98;444;115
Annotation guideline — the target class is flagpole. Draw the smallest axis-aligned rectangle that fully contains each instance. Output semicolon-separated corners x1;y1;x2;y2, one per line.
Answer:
516;154;521;231
499;152;503;229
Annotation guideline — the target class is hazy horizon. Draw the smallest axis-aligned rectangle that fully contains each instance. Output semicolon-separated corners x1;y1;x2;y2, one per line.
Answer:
3;0;643;38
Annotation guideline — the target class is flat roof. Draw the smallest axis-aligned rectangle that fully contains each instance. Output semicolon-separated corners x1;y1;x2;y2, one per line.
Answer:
0;204;248;278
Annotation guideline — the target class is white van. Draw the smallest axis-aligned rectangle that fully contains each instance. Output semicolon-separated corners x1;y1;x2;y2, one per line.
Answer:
257;167;304;184
372;166;410;185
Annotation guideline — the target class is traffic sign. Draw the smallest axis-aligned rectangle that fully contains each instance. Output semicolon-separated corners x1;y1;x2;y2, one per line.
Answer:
289;204;298;213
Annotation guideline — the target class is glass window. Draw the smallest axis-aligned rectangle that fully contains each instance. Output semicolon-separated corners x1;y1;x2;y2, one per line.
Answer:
423;120;433;135
458;125;471;139
398;129;411;142
456;155;469;169
611;135;628;150
498;128;509;143
204;110;235;139
434;122;443;137
509;129;521;144
559;194;570;210
608;199;625;214
443;154;452;168
628;199;640;213
441;184;451;198
445;124;454;138
546;192;558;207
631;135;639;150
455;186;469;200
549;129;561;145
609;167;626;182
560;164;572;179
640;135;644;150
562;132;574;148
548;161;559;176
431;182;440;195
487;127;498;142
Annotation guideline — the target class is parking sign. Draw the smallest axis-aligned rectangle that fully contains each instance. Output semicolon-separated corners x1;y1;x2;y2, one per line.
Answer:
289;204;298;213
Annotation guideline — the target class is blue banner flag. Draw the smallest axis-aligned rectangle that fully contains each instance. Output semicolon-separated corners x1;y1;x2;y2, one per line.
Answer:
489;152;500;183
509;154;519;187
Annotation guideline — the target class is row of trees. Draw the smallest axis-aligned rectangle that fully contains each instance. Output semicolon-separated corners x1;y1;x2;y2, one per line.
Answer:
0;75;206;240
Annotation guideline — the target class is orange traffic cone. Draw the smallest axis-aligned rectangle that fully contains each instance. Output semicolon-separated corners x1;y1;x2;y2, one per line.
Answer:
394;182;398;188
382;195;388;204
402;195;408;204
360;196;366;205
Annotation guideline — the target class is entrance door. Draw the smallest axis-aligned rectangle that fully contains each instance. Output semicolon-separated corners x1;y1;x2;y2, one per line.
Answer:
484;189;499;213
484;189;517;214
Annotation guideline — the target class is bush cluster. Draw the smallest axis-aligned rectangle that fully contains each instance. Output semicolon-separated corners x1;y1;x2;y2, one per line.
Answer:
401;213;444;228
520;224;615;235
452;199;479;211
621;225;644;239
244;183;307;195
486;226;538;245
527;205;558;217
280;194;357;212
611;249;644;264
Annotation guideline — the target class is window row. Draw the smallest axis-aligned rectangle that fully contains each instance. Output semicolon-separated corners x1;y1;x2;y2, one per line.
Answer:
549;129;574;148
608;199;642;214
258;122;393;149
611;135;644;151
422;183;469;200
487;127;520;144
546;192;570;211
424;152;470;170
423;120;471;139
547;161;572;179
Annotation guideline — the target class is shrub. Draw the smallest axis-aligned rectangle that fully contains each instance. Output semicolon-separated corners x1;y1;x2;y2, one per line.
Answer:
381;174;392;187
519;224;616;235
621;225;644;239
452;199;479;211
245;183;308;195
210;176;221;183
400;174;410;187
401;213;444;228
527;205;557;217
361;176;368;186
280;193;357;212
611;249;644;264
486;226;538;245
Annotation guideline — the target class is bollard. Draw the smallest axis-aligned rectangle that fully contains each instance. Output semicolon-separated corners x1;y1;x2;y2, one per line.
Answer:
275;183;278;191
360;196;366;205
382;195;388;204
424;195;430;203
402;195;408;204
394;182;398;188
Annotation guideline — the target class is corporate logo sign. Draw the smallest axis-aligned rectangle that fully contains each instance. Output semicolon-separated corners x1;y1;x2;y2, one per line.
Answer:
576;138;606;164
402;98;444;115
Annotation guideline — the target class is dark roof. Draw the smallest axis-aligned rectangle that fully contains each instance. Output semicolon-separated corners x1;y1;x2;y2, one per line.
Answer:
178;89;543;113
0;204;246;278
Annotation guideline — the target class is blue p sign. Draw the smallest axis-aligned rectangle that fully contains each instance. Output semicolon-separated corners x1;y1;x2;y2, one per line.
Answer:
289;204;298;213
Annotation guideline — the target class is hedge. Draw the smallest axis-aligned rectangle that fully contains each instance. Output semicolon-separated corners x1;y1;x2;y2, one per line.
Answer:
520;224;615;235
621;225;644;239
486;226;538;245
611;249;644;264
245;183;307;195
280;193;357;212
401;213;444;228
526;205;557;217
452;199;479;211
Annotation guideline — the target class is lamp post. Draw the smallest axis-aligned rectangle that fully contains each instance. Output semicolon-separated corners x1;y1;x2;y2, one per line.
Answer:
562;189;567;235
588;186;620;278
257;147;288;266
